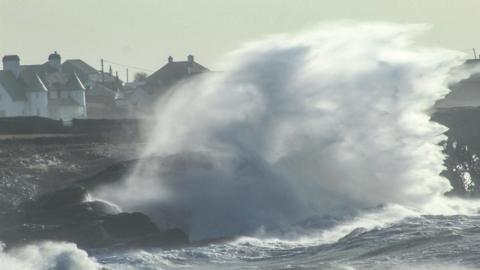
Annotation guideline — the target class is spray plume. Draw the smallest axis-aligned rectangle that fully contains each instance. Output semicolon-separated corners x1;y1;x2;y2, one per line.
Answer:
96;22;469;240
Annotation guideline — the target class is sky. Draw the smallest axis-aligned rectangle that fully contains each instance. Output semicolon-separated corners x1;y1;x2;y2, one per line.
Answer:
1;0;479;81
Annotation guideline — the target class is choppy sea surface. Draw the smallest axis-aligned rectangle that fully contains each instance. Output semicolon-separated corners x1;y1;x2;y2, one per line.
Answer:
89;214;480;270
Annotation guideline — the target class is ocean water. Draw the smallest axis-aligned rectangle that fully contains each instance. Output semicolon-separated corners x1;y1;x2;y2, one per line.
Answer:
3;209;480;270
2;22;479;269
92;213;480;270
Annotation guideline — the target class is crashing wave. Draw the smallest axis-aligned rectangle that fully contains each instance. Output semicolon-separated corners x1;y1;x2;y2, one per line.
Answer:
95;22;471;240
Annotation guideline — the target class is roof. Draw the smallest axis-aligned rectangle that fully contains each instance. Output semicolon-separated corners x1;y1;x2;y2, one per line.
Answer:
0;55;119;101
27;73;48;92
65;73;86;91
63;60;98;76
0;71;27;101
88;83;116;97
145;61;209;87
21;63;58;79
20;64;64;91
62;60;122;85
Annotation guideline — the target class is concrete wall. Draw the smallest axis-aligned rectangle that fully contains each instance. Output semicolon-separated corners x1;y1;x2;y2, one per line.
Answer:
0;117;143;143
0;116;65;134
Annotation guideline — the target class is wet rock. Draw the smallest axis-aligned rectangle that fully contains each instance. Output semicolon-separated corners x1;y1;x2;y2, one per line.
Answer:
0;199;189;249
35;186;88;211
0;185;191;249
101;212;160;238
77;160;136;189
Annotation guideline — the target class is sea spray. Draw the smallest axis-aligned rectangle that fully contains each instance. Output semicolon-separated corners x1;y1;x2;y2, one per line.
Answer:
95;22;470;240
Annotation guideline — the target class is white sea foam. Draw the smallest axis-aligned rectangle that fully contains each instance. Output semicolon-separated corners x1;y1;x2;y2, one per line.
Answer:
96;22;474;240
0;241;99;270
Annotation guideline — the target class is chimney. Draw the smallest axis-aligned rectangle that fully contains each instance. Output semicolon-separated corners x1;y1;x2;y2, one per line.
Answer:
187;54;194;65
2;55;20;77
48;51;61;70
168;56;173;63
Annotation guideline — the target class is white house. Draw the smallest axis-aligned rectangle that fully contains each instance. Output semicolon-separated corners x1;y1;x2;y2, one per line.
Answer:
0;52;87;120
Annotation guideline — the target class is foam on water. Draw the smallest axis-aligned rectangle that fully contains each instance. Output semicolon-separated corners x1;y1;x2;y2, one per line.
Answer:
0;241;99;270
95;22;474;240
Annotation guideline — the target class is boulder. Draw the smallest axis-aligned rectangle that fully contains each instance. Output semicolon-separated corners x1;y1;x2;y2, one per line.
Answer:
35;186;88;211
101;212;160;238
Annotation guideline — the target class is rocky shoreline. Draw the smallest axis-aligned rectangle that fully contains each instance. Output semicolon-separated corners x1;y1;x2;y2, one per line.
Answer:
0;134;142;214
0;133;228;249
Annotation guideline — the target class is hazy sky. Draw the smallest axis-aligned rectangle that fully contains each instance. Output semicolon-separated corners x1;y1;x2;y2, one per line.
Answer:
1;0;479;80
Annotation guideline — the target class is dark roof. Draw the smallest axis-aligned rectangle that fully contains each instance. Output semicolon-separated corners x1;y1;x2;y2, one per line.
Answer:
63;60;98;76
20;64;64;91
466;59;480;65
2;55;19;62
87;83;116;97
0;56;118;101
145;61;209;87
0;71;27;101
65;73;85;91
21;64;58;79
62;60;122;87
26;73;48;92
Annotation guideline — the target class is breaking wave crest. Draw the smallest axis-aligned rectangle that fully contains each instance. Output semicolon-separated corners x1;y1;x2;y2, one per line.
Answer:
95;22;472;240
0;241;99;270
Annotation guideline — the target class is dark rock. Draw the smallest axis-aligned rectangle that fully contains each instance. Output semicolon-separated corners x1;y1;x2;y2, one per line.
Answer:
433;107;480;197
87;200;121;216
35;186;88;211
0;207;191;249
25;200;120;225
77;153;214;191
101;212;160;238
77;160;136;189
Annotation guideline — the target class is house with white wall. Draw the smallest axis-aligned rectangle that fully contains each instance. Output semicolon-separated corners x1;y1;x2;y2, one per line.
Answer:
0;52;87;120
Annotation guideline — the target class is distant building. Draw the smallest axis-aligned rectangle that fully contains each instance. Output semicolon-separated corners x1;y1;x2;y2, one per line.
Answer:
124;55;209;114
61;58;122;118
0;52;123;120
0;53;86;120
145;55;208;90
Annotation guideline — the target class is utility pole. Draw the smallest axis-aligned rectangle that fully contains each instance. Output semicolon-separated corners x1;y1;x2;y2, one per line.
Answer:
473;48;478;59
101;59;105;83
126;68;129;84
